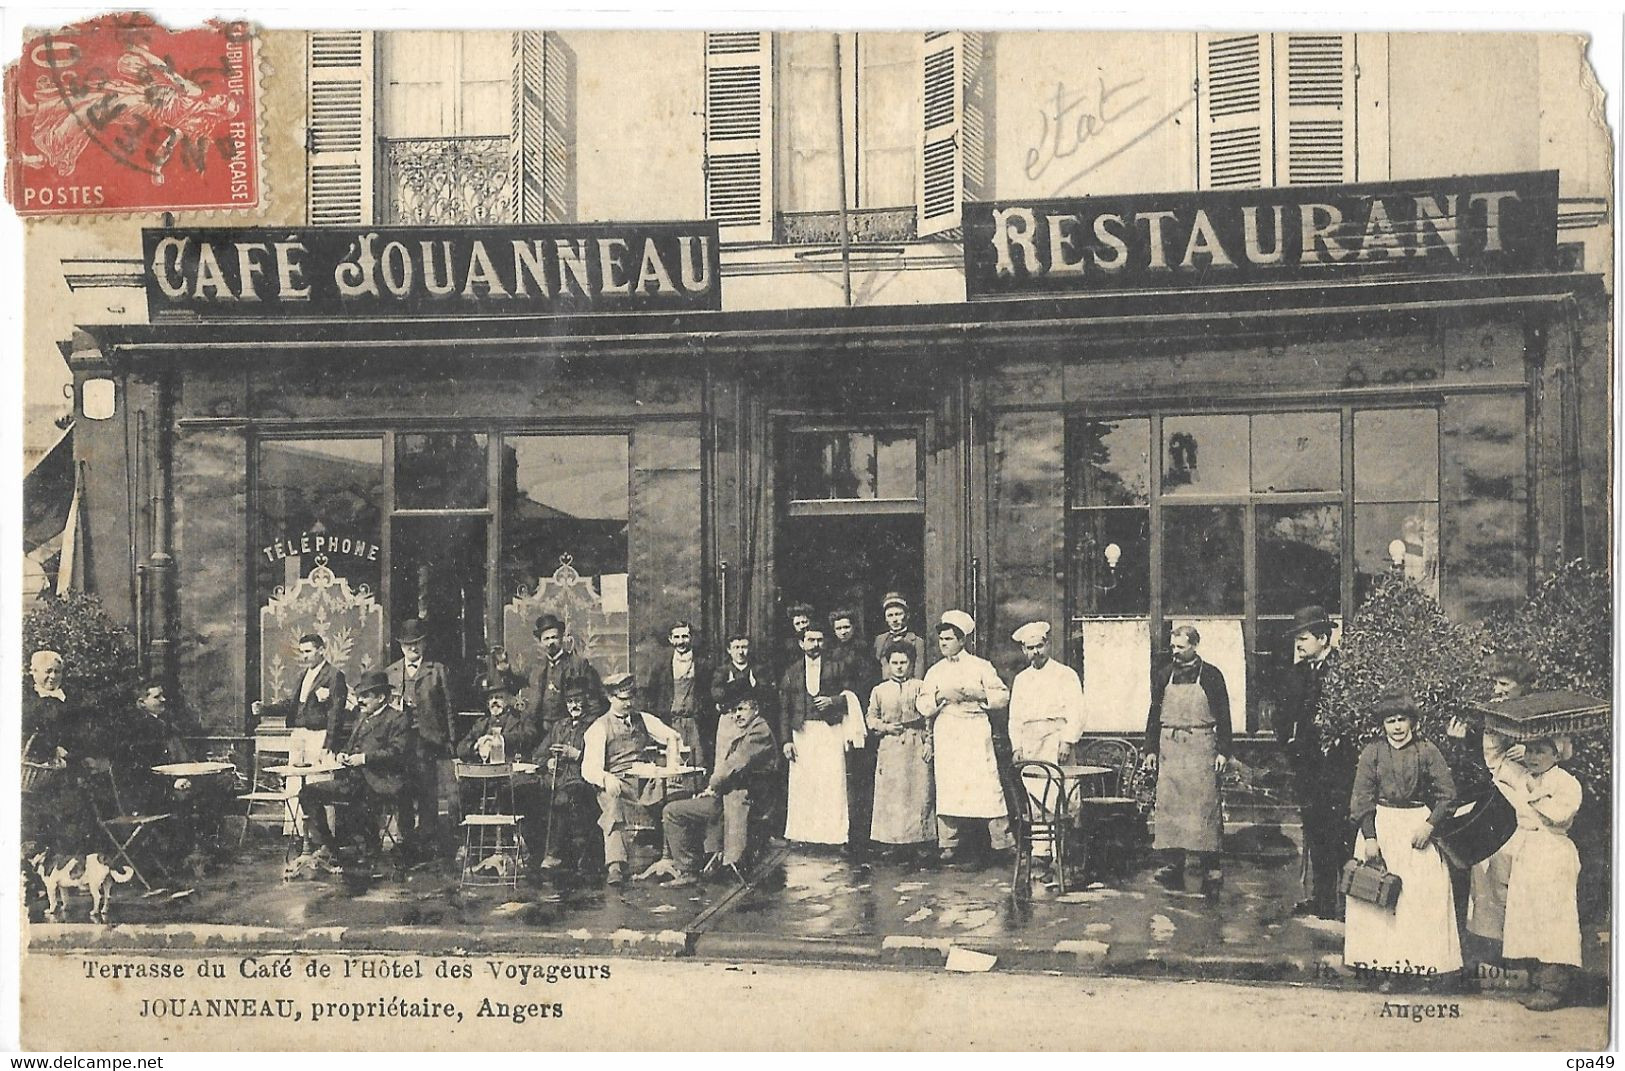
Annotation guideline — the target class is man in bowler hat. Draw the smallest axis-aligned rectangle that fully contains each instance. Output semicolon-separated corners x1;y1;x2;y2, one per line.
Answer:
298;669;410;871
385;618;453;860
520;613;606;729
1274;604;1347;918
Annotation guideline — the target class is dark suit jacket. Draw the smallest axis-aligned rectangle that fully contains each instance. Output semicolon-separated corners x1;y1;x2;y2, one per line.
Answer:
456;707;540;763
1274;648;1340;764
1144;658;1233;758
262;661;349;752
521;652;606;726
338;701;411;798
385;656;454;751
776;657;850;741
645;653;715;728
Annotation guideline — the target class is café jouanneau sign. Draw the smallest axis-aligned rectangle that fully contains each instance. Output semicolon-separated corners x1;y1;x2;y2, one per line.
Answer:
143;222;721;318
963;171;1559;298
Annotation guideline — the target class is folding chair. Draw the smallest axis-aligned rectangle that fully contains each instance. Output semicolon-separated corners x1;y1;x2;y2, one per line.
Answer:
454;762;527;890
237;730;301;858
1012;760;1071;898
93;768;173;893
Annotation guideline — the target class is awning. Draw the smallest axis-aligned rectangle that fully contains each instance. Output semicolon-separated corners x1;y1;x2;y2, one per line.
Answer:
23;423;73;553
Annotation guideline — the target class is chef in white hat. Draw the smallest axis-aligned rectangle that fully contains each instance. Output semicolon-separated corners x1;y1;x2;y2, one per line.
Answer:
915;610;1013;864
1008;622;1087;766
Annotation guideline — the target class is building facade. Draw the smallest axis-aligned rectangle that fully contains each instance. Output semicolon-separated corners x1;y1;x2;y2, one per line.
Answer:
53;30;1611;736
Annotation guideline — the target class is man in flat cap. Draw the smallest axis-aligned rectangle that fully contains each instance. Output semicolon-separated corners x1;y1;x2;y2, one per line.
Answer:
297;669;410;871
520;613;605;731
581;673;684;885
1008;622;1087;766
872;592;926;680
385;618;453;861
1273;604;1345;917
661;678;781;887
918;611;1013;865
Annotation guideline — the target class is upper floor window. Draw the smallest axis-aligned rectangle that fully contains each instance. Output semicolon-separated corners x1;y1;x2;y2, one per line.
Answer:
704;31;980;244
305;30;570;226
1197;32;1388;190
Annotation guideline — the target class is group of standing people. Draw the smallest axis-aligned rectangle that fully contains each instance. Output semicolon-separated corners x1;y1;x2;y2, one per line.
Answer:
1274;603;1586;1010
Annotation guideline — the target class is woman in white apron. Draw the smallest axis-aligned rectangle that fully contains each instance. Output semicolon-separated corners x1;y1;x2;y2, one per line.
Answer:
916;611;1012;865
1143;625;1231;896
1479;730;1584;1010
1345;690;1462;989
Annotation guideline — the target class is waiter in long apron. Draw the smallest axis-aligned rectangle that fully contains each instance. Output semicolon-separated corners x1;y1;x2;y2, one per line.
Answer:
917;610;1012;866
1142;624;1232;897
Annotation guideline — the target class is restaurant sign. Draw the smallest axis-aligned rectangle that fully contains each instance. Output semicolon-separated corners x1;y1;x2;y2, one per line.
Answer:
143;222;720;318
963;171;1559;299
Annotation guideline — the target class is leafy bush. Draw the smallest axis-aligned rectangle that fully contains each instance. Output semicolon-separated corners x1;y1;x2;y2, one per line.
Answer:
22;591;140;719
1317;570;1495;797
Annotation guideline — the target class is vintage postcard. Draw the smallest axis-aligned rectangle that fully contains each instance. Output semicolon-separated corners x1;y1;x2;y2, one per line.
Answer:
7;10;1617;1054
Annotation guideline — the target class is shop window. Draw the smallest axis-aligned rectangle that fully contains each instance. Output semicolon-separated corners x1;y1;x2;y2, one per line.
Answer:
498;436;630;601
786;429;921;505
497;435;631;681
1161;415;1249;496
1068;404;1447;736
253;438;386;702
1068;418;1151;617
1353;408;1441;602
1162;505;1246;614
1258;503;1342;613
395;432;489;510
1251;411;1341;492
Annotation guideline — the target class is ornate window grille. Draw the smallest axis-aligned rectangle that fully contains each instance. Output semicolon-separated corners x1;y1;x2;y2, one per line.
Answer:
381;135;514;225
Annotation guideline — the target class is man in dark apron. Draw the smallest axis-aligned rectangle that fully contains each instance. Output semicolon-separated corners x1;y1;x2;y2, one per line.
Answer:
1143;625;1232;897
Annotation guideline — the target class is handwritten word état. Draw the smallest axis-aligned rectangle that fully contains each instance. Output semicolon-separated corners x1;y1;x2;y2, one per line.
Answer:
1023;77;1151;184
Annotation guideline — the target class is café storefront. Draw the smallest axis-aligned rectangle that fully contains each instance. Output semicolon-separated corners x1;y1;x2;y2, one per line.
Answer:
65;170;1608;741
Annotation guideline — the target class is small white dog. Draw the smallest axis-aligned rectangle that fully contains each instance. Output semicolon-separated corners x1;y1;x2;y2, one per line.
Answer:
27;850;134;923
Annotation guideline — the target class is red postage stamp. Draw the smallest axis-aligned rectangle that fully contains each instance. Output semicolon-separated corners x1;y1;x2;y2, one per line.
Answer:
5;12;259;216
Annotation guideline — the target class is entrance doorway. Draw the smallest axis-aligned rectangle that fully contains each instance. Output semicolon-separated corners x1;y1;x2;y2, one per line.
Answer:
775;421;927;667
778;514;925;648
391;515;488;710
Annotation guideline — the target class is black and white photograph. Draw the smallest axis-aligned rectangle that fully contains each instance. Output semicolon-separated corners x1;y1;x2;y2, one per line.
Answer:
7;12;1618;1053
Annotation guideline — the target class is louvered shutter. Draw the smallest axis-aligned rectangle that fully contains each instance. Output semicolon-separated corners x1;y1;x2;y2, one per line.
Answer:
1197;32;1273;190
511;31;545;223
960;31;989;203
306;31;375;225
917;30;962;237
1274;32;1357;185
704;32;774;243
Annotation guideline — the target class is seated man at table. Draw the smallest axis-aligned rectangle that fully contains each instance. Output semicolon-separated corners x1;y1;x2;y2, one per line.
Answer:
661;679;780;887
298;670;410;870
581;673;683;886
457;675;540;764
533;681;600;873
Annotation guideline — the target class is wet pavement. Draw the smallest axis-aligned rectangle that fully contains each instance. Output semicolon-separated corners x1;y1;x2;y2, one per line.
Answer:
28;822;1611;998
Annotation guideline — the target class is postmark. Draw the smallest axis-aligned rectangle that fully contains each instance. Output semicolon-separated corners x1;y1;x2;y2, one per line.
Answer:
5;12;259;216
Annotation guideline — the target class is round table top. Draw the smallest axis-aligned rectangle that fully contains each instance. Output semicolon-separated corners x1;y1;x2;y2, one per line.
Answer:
628;762;704;779
152;761;233;777
267;762;345;776
1021;764;1112;779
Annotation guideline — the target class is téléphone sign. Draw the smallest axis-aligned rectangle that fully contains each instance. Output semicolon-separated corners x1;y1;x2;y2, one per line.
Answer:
143;222;721;318
963;171;1560;298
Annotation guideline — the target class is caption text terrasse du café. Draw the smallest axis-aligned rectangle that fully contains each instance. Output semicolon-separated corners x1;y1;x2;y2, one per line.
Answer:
82;955;613;1026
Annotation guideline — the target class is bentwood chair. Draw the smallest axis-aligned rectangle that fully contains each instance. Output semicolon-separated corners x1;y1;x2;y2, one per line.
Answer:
1073;738;1148;882
1012;760;1071;898
454;761;527;890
